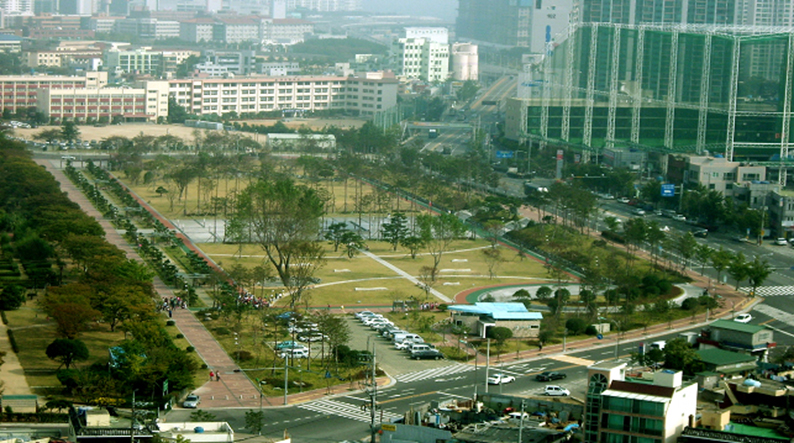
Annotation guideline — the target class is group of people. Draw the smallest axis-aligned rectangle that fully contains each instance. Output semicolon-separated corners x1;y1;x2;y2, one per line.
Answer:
234;290;273;310
208;371;221;382
159;296;187;317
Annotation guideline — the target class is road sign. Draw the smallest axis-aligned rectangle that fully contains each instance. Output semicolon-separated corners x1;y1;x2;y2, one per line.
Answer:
661;184;675;197
496;150;514;159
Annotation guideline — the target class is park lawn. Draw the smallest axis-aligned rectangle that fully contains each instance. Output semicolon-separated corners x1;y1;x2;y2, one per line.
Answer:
5;306;126;394
275;279;425;309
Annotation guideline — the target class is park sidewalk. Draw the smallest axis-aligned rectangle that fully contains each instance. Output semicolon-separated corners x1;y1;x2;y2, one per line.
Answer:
35;160;262;409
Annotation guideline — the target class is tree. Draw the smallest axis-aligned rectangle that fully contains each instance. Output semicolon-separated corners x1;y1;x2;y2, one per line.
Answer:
487;326;512;357
401;235;424;259
417;213;466;279
0;284;25;310
232;178;326;309
34;129;62;144
245;410;265;435
341;230;365;259
670;232;698;271
46;339;89;369
482;247;503;279
382;212;409;251
325;222;349;252
417;265;438;300
728;252;749;290
663;337;701;374
746;256;772;296
60;121;80;145
167;97;191;124
710;247;733;284
695;244;713;276
535;286;553;301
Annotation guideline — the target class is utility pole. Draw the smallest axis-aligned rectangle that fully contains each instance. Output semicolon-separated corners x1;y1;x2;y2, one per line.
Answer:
369;346;378;443
283;355;289;406
484;339;490;394
130;391;135;443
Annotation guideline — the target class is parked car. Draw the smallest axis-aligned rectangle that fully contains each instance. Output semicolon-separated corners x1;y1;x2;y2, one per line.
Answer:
280;348;309;359
535;371;567;381
617;197;630;203
182;394;200;408
672;214;686;221
692;228;709;238
488;373;516;385
733;236;750;243
355;311;376;319
734;313;753;323
297;332;326;342
275;340;302;350
544;385;570;396
634;209;646;216
410;349;445;360
654;209;663;216
774;238;789;246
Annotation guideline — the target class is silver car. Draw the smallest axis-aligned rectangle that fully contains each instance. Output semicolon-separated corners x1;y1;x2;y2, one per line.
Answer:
183;394;200;408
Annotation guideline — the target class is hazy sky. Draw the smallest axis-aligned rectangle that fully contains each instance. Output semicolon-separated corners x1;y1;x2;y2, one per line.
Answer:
361;0;457;21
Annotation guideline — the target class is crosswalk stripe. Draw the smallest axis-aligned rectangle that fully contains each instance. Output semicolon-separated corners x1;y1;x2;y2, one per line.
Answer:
298;399;402;423
395;363;473;383
740;286;794;297
549;355;596;366
753;304;794;327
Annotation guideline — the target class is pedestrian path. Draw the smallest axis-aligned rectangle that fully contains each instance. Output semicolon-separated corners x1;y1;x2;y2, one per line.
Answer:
548;354;595;367
740;286;794;297
359;249;452;303
297;398;402;423
35;160;262;409
394;363;473;383
0;320;32;395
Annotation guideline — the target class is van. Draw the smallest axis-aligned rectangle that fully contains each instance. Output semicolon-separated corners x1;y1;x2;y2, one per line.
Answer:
408;343;432;353
394;333;422;344
649;340;666;351
280;348;309;359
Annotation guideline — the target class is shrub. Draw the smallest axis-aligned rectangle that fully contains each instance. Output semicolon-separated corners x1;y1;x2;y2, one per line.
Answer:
681;298;699;311
233;350;254;361
657;279;673;295
7;329;18;353
186;346;195;353
601;230;625;244
565;318;588;336
176;334;184;339
585;325;599;336
437;304;448;312
166;320;176;326
214;327;231;336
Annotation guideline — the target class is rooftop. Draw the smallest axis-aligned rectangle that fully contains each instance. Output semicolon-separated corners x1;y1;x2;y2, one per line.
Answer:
447;302;543;321
680;426;788;442
608;380;676;398
710;319;768;334
697;348;757;365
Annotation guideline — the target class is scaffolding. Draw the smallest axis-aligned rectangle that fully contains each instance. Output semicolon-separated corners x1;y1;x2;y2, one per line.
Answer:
529;22;794;184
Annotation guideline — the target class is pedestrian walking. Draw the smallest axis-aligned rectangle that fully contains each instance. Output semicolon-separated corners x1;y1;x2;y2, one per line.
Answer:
215;372;221;382
209;371;214;381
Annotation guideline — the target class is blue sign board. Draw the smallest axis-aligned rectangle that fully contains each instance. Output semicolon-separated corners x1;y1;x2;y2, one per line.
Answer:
496;150;514;159
661;184;676;197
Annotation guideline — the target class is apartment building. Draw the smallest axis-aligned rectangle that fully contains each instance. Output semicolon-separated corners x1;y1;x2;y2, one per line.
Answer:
36;81;169;122
391;37;449;83
168;72;397;117
0;71;108;114
25;49;103;68
179;17;214;42
202;50;256;75
106;48;162;76
262;18;314;45
212;17;260;44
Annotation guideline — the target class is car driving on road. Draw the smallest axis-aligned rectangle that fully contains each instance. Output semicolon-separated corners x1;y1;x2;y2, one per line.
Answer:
410;349;444;360
535;371;567;381
488;373;516;385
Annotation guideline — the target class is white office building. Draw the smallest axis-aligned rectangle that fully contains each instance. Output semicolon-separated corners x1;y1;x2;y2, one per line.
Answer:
391;37;449;83
405;27;448;45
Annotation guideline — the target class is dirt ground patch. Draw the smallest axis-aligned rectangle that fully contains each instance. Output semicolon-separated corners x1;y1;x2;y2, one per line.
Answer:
13;117;367;143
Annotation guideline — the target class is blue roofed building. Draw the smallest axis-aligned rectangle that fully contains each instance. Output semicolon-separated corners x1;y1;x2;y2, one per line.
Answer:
447;302;542;338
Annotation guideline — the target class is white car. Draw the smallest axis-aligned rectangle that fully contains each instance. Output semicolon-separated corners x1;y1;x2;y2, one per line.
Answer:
734;313;753;323
672;214;686;221
361;316;385;325
544;385;570;396
488;373;516;385
634;209;646;216
182;394;200;408
617;197;630;203
355;311;375;319
774;238;789;246
394;341;413;350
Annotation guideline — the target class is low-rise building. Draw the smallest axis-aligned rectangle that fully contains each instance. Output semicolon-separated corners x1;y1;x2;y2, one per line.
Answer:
0;71;108;114
447;302;542;338
686;156;767;199
603;147;648;171
168;72;397;118
202;50;256;75
257;61;300;76
698;319;775;360
36;80;169;123
696;348;758;377
262;18;314;45
179;18;214;43
769;188;794;239
213;16;260;44
0;34;22;53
